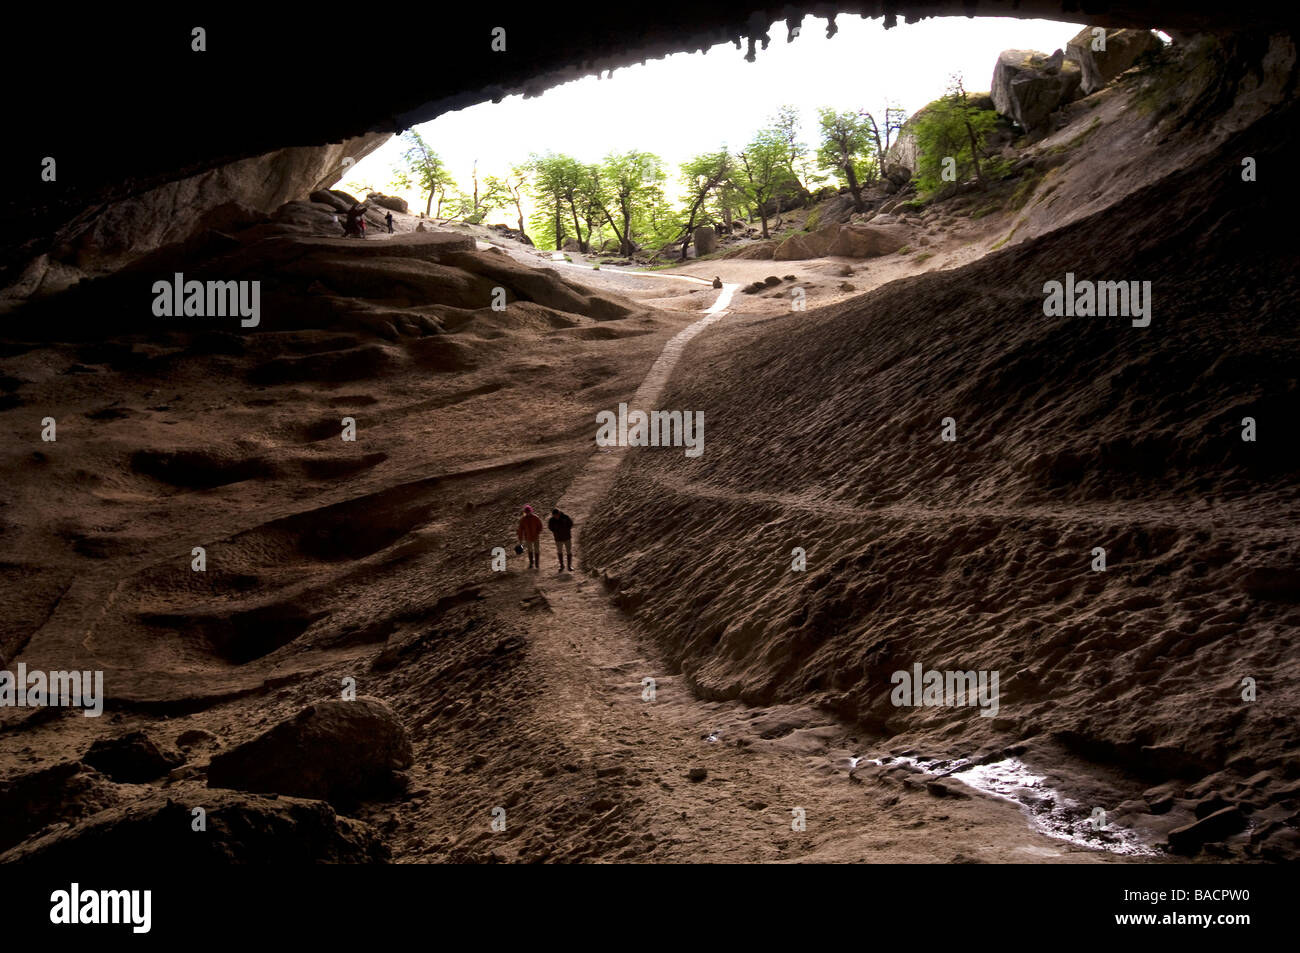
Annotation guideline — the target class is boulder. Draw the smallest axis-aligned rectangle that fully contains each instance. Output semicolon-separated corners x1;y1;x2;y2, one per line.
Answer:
82;731;183;783
310;189;353;213
773;223;906;261
694;225;718;256
561;237;582;253
0;762;120;853
773;223;840;261
1066;27;1160;95
828;224;908;258
813;194;862;228
991;48;1083;133
0;791;388;864
367;192;409;213
1167;805;1248;854
207;697;413;808
723;240;777;260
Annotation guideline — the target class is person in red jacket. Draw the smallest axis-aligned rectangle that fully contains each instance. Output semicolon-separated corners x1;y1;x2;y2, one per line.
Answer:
517;505;543;569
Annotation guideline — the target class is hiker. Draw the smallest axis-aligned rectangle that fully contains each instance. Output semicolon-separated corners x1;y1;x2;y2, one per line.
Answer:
344;203;367;238
517;505;543;569
548;508;574;572
385;211;394;234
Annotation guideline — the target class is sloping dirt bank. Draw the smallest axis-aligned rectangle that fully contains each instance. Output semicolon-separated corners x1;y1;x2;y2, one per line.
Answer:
581;93;1300;861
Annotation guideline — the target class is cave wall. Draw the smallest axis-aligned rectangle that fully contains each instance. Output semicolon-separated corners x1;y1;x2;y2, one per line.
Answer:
4;132;391;305
6;2;1298;286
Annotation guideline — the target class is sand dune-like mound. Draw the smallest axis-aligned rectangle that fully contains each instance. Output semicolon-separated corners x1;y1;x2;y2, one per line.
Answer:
583;96;1300;859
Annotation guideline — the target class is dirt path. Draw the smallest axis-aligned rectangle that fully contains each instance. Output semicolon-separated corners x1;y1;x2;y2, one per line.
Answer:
504;278;1148;863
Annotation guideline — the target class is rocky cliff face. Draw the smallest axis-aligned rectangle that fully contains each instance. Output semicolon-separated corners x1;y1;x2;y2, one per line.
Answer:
2;132;390;310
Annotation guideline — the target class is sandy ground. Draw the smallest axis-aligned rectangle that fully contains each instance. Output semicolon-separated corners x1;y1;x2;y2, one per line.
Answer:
0;230;1171;863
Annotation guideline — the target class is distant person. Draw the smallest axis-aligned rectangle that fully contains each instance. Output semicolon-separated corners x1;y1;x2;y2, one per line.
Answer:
344;203;366;238
385;211;394;234
517;505;543;569
548;508;574;572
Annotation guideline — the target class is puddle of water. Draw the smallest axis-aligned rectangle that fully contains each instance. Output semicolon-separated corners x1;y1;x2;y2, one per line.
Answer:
869;755;1159;856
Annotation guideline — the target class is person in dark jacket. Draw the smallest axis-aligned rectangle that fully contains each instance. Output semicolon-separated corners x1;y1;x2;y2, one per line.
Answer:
548;508;574;572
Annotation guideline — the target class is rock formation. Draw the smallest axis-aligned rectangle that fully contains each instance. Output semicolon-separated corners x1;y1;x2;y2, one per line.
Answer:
1066;27;1161;94
207;697;413;807
991;48;1083;133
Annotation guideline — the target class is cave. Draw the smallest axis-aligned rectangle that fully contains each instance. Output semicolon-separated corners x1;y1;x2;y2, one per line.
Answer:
1;0;1298;901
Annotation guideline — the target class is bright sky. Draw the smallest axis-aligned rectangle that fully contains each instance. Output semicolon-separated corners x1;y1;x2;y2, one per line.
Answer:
343;15;1085;225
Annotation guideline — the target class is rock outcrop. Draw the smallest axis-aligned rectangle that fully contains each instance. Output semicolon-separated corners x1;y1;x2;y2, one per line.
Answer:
774;223;907;261
991;48;1083;133
828;224;908;258
694;225;718;256
0;762;120;853
367;192;410;213
0;791;389;863
81;731;183;782
207;697;413;807
1066;27;1160;94
8;131;390;307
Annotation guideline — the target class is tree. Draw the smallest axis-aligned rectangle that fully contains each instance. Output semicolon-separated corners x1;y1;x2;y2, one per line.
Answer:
505;165;531;243
577;163;607;252
453;164;510;223
391;130;455;218
738;129;798;239
674;149;731;259
859;103;908;174
912;74;999;196
815;108;874;212
527;152;580;250
594;151;667;257
771;104;821;194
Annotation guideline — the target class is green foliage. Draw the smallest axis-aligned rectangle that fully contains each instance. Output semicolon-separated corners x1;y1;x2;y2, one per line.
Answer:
596;150;671;254
912;78;999;197
815;108;875;196
527;152;586;250
738;129;799;232
1008;170;1041;210
391;130;455;218
672;149;732;254
980;156;1014;180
